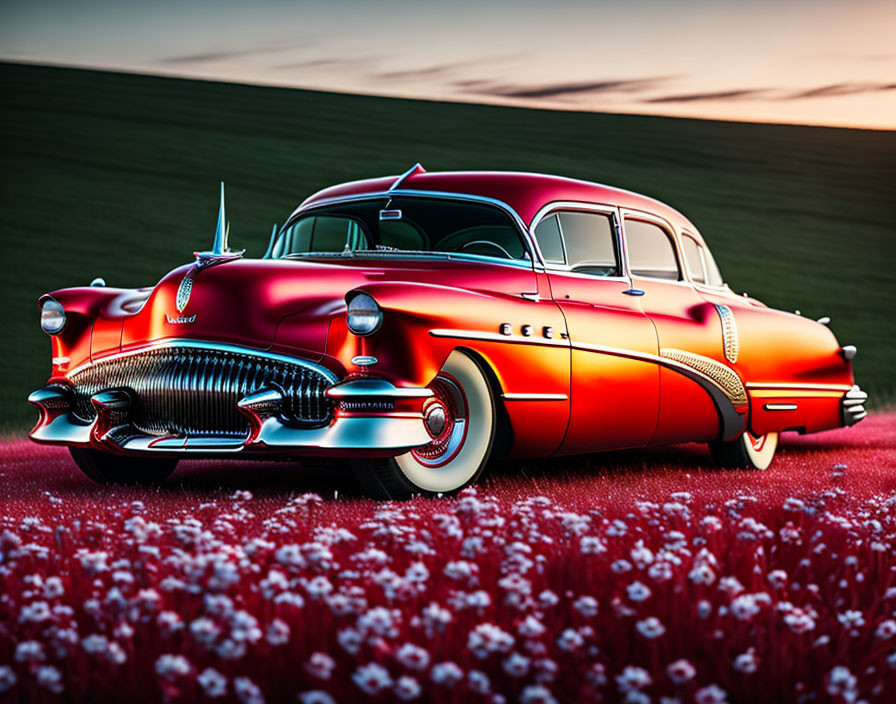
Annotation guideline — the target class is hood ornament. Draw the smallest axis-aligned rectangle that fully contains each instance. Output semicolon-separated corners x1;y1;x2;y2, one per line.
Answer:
194;182;244;267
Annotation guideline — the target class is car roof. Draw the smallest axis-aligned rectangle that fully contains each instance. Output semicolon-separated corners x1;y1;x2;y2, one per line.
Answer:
298;167;704;242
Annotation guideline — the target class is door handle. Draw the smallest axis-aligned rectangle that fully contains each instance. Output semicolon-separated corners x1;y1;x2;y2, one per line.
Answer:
622;288;645;296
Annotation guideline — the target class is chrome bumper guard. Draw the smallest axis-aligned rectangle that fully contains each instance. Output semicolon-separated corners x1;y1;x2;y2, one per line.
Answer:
841;385;868;426
29;379;433;455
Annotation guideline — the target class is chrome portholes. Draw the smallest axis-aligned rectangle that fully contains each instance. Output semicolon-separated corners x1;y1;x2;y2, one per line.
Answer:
715;304;739;363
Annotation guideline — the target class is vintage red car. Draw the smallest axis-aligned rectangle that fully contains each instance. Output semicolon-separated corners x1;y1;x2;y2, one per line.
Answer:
29;166;866;498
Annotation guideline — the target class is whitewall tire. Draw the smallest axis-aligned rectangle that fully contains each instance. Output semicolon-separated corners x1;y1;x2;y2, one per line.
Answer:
351;351;496;499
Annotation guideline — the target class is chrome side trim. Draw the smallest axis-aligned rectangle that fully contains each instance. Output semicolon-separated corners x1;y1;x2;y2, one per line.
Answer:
429;328;569;348
569;340;747;440
502;393;568;401
764;403;798;411
745;382;853;392
66;340;338;383
326;379;433;399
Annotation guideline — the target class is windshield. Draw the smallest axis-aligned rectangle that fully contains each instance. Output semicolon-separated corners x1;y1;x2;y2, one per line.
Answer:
272;196;531;262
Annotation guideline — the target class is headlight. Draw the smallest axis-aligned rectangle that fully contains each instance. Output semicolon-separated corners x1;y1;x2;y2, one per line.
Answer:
347;293;382;335
40;299;66;335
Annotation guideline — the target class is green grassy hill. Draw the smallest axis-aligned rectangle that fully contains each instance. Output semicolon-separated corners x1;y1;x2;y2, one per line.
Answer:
1;62;894;430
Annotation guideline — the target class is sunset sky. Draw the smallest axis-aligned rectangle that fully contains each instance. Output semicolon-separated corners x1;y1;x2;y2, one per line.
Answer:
1;0;894;129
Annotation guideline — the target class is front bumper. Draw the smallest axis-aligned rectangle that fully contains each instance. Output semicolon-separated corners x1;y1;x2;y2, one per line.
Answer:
28;379;434;457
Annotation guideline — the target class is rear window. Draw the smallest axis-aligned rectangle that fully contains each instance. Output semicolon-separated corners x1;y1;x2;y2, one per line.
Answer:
625;218;681;280
681;234;706;284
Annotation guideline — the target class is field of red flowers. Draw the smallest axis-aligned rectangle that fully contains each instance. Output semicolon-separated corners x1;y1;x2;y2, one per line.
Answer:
1;414;894;704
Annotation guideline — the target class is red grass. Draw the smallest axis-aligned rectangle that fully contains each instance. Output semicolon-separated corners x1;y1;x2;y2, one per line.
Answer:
1;415;895;703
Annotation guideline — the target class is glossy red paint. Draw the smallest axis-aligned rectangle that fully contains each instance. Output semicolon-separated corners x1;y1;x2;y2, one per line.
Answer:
31;170;862;469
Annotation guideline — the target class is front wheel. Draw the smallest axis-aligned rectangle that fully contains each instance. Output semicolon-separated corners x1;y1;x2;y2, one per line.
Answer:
709;430;779;470
69;447;179;486
351;351;496;499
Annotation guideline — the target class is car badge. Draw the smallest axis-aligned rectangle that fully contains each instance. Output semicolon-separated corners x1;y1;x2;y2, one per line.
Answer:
176;274;193;313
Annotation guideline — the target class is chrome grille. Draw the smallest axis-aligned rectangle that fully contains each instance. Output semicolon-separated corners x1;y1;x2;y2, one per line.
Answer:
69;347;333;436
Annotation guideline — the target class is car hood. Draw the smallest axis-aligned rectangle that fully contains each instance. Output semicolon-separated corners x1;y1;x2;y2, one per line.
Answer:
118;256;536;359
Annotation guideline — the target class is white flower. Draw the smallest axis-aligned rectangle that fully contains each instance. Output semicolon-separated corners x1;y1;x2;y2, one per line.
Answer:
825;666;858;699
394;675;422;701
519;684;558;704
518;615;547;639
298;692;336;704
352;663;393;695
733;649;759;674
616;666;652;692
730;594;763;621
395;643;430;672
14;641;45;662
502;652;530;677
838;610;865;632
155;654;191;680
430;662;464;687
695;684;728;704
580;536;607;554
666;659;696;684
636;617;666;639
198;668;228;698
875;619;896;639
573;595;599;618
0;665;17;694
586;662;608;688
626;581;651;602
305;652;336;680
556;628;585;652
37;666;63;694
767;570;788;589
266;619;291;646
784;609;816;634
467;669;491;694
468;623;514;658
234;677;265;704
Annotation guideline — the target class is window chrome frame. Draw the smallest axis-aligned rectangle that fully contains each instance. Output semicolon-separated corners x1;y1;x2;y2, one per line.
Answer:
528;201;629;282
282;190;541;271
620;208;688;285
678;227;729;291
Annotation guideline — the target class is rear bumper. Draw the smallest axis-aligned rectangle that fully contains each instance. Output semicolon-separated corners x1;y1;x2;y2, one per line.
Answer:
28;380;433;457
841;384;868;426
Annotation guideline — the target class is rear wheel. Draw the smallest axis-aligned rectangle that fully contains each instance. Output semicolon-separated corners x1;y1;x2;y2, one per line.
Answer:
351;351;496;499
709;430;779;470
69;447;178;486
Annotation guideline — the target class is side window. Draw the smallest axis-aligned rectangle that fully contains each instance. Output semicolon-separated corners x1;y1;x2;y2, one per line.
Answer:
681;234;706;284
703;248;724;287
533;210;620;276
558;212;620;276
532;214;565;264
625;218;681;280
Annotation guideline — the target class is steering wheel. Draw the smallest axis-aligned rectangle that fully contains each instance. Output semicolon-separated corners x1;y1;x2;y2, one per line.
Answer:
457;240;513;259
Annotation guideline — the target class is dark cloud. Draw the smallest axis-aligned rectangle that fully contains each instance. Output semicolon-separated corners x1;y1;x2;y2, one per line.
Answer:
787;82;896;99
371;54;523;81
460;76;672;99
647;88;767;103
274;55;387;71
